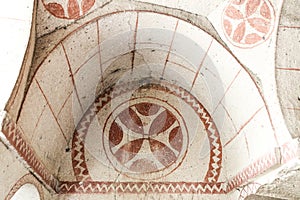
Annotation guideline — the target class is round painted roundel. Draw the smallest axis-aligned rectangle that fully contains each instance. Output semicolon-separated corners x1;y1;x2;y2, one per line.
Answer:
103;97;188;179
222;0;275;48
42;0;95;19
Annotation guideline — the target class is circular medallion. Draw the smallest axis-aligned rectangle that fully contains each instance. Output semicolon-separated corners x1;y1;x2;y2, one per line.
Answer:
42;0;95;19
103;96;188;180
72;81;222;182
222;0;275;48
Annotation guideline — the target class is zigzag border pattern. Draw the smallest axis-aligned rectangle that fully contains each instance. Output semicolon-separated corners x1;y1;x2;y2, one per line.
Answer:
5;173;45;200
58;139;298;194
58;181;227;194
163;83;222;182
227;151;277;191
280;140;298;163
227;140;298;192
71;81;223;182
0;112;297;195
1;116;59;191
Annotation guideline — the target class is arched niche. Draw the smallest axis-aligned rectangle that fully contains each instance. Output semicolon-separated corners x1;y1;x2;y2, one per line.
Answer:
10;184;40;200
18;11;278;187
5;174;44;200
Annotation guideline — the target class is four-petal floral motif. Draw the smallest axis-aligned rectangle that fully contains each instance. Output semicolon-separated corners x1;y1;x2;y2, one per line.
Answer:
43;0;95;19
107;102;185;174
222;0;275;48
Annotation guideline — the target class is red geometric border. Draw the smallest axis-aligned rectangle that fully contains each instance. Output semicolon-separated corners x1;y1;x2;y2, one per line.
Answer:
238;182;261;200
5;174;45;200
0;112;297;195
1;8;298;195
1;115;59;192
227;140;298;192
59;181;227;194
71;81;223;183
227;151;277;191
62;140;298;194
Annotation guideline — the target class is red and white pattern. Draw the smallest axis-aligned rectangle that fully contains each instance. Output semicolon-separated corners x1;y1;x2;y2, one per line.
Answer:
72;81;223;183
58;181;227;194
42;0;95;19
227;151;277;191
227;140;298;192
5;174;44;200
222;0;275;48
166;83;223;183
238;182;261;200
1;111;297;195
60;138;298;195
1;116;59;191
103;99;189;179
280;140;299;163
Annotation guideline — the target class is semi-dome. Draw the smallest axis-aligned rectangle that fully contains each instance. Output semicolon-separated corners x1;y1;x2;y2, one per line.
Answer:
0;0;299;199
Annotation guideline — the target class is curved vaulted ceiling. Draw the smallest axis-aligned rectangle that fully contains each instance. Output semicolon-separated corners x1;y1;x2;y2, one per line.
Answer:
1;0;299;199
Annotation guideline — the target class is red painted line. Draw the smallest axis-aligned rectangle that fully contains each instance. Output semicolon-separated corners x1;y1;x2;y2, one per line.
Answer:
244;134;251;158
135;42;170;47
96;20;104;83
224;106;264;147
11;10;289;192
33;105;47;137
61;43;84;113
73;40;172;77
162;20;179;76
2;118;60;192
131;12;139;70
57;91;73;117
276;67;300;72
220;102;238;133
35;79;68;142
0;16;29;22
279;25;300;29
212;69;242;115
284;107;300;111
73;50;99;75
190;39;213;90
167;60;196;73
